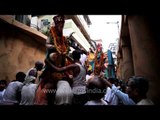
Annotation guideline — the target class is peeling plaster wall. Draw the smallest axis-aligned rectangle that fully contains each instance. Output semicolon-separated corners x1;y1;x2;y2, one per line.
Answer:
0;24;46;82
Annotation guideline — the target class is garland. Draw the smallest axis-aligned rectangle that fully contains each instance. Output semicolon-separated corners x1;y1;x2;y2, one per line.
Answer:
94;50;104;75
49;26;73;80
50;26;69;55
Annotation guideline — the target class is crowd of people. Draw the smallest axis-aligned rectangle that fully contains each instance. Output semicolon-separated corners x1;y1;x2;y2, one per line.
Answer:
0;15;154;105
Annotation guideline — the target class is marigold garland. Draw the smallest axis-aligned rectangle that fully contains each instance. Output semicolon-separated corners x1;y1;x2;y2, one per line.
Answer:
50;26;69;55
94;50;104;75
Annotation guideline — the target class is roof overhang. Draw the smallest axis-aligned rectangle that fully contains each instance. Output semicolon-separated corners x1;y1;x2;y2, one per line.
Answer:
0;15;47;45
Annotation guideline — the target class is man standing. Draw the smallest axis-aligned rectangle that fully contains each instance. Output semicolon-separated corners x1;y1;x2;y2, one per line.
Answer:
25;61;44;80
3;72;26;105
34;15;73;105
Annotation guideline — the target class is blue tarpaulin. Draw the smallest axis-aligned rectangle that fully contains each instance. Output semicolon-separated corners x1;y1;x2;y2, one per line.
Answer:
106;50;116;78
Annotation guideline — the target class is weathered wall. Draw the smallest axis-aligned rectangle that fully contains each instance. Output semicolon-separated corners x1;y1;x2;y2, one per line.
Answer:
121;36;134;82
116;20;134;82
117;15;160;105
0;23;46;82
128;16;160;105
